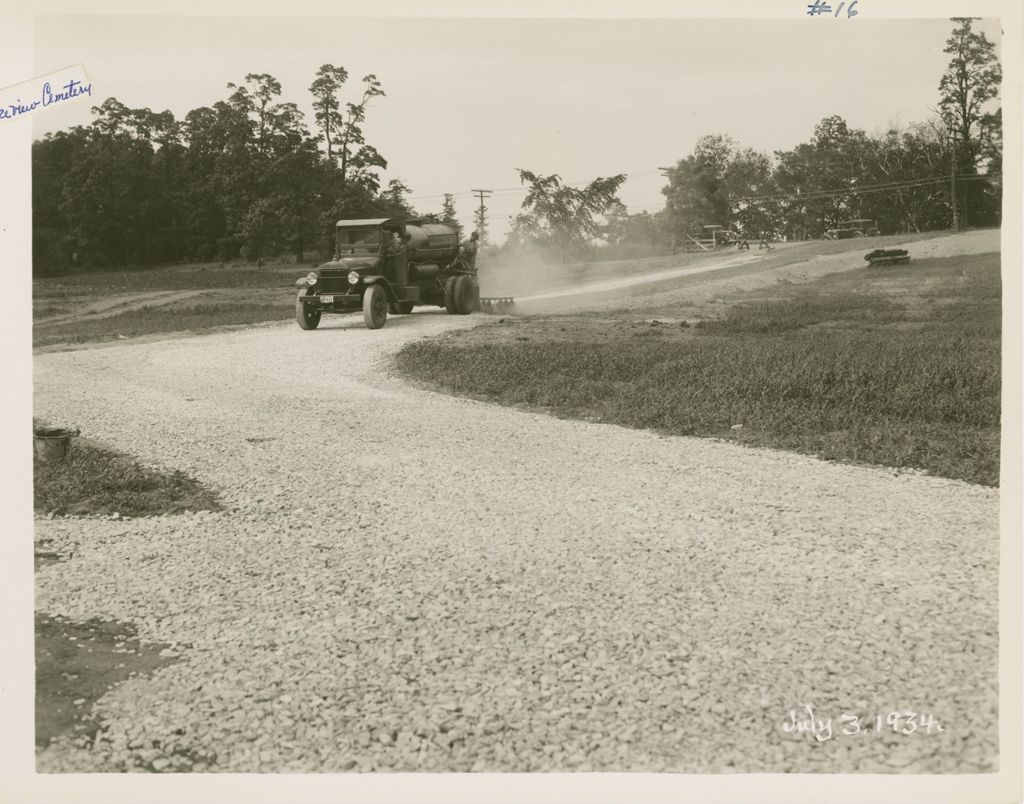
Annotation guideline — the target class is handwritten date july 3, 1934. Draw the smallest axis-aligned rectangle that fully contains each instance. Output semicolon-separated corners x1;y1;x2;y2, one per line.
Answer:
782;704;944;743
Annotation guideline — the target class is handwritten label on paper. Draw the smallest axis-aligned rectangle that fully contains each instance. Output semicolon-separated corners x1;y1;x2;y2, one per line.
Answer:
0;64;93;124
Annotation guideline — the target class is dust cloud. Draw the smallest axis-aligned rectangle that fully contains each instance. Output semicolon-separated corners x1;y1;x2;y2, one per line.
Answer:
478;244;624;316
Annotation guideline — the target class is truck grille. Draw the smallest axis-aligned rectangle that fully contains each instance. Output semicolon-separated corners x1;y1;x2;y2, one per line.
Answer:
317;274;354;294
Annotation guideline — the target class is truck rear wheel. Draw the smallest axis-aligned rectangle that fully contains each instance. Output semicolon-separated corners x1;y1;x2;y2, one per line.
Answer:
444;276;459;314
363;284;388;329
453;274;477;315
296;288;321;330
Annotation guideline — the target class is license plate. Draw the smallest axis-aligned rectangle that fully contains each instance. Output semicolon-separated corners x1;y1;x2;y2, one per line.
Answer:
321;295;334;304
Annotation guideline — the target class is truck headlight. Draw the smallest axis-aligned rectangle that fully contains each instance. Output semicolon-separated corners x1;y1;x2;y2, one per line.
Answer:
348;271;360;285
306;271;318;286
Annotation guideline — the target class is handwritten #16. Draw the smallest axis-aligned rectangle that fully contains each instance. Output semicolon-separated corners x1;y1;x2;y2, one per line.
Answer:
807;0;859;17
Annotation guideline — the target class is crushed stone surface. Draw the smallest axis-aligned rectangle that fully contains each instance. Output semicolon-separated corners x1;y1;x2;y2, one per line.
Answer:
34;249;999;773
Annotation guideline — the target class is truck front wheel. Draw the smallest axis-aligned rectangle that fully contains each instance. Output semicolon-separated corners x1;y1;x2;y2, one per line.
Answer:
296;289;321;330
363;284;388;329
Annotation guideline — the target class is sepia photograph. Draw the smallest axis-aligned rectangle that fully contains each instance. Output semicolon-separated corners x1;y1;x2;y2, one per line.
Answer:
2;1;1022;801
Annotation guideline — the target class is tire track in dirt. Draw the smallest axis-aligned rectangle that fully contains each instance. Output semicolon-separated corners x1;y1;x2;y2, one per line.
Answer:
34;290;211;328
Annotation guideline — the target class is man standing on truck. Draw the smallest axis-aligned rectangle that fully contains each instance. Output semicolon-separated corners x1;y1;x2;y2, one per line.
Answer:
379;229;404;282
459;231;479;273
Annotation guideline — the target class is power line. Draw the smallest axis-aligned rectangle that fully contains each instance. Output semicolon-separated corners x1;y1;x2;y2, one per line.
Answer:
731;174;1000;204
405;167;665;202
732;177;943;204
409;170;1000;217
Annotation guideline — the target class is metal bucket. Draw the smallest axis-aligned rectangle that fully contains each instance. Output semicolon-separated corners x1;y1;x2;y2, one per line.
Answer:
33;427;79;462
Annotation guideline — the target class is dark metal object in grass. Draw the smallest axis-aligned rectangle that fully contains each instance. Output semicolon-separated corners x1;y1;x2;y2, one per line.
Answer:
479;297;516;314
33;425;80;462
865;249;911;267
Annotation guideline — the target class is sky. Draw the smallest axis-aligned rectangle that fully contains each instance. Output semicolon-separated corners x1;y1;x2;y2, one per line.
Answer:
32;14;1003;242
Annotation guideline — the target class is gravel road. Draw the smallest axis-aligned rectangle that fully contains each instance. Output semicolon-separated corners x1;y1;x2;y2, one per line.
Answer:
34;249;999;773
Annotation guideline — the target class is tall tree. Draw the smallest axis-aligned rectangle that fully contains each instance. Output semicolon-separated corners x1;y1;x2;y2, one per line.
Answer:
59;101;183;267
772;116;872;238
309;64;348;163
337;74;386;187
514;169;627;260
663;134;780;240
662;134;734;236
939;18;1001;159
381;178;417;218
441;193;462;238
308;67;388;251
865;123;950;233
937;17;1002;226
224;73;319;263
33;127;90;269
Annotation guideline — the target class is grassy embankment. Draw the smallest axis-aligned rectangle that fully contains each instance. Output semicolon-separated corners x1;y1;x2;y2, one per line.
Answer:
397;253;1001;486
34;436;221;517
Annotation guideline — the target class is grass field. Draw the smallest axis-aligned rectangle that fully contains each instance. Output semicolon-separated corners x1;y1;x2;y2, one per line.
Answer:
34;439;222;517
396;253;1001;486
33;260;303;347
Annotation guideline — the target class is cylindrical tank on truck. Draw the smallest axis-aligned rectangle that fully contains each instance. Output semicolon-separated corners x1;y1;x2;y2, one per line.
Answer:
404;222;459;280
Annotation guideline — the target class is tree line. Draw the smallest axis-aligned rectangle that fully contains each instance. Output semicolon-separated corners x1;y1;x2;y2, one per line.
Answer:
32;67;430;274
503;17;1001;261
33;19;1001;274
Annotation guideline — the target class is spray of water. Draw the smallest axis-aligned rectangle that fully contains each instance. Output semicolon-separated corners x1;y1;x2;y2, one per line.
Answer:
479;247;765;316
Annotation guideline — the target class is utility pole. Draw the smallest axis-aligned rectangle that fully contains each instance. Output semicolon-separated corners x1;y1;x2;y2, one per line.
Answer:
470;188;492;247
950;135;959;232
658;167;676;253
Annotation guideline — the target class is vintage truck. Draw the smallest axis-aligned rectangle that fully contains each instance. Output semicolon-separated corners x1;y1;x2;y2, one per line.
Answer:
295;218;480;330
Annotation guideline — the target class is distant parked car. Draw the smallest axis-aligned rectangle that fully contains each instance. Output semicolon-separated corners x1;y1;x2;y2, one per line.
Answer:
822;219;880;240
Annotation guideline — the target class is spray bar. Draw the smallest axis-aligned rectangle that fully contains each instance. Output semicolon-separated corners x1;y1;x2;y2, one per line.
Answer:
478;297;516;314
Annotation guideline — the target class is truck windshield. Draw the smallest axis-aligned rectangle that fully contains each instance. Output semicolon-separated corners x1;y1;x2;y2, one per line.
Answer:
336;226;381;249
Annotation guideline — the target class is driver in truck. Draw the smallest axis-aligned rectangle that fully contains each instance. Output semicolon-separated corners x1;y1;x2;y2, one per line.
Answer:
380;229;402;257
379;229;405;281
